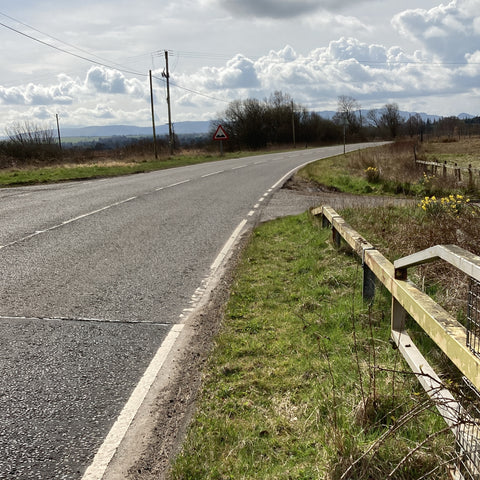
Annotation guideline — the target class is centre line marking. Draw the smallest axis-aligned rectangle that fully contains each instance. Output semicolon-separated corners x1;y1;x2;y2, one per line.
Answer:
1;180;195;251
201;170;224;178
165;179;191;188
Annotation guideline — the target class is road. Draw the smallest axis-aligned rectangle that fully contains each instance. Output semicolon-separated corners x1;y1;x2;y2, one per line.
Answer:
0;144;375;479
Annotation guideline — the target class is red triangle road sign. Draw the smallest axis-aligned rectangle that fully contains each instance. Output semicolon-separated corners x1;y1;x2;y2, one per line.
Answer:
213;125;229;141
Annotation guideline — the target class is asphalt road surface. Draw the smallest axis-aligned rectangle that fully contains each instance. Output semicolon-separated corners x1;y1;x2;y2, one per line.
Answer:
0;144;376;479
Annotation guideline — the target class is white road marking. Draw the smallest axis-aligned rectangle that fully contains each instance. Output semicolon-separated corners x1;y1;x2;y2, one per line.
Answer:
81;324;184;480
83;216;250;478
231;165;247;170
210;218;248;273
0;180;195;251
0;196;138;251
201;170;224;178
165;179;191;188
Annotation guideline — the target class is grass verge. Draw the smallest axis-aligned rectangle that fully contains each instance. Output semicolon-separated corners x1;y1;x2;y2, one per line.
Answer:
0;152;247;187
297;139;480;198
169;212;453;480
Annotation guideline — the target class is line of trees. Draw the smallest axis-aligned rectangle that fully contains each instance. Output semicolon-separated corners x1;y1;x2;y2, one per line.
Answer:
213;93;480;150
212;93;413;151
212;91;342;150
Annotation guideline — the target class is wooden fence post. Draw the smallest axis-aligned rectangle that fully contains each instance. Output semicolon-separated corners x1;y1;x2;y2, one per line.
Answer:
332;228;341;248
363;249;376;301
321;214;330;229
391;297;407;332
443;161;447;178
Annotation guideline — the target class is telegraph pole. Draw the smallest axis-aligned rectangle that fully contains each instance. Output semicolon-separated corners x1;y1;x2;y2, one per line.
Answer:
291;100;296;148
149;70;158;159
55;113;62;150
162;50;174;155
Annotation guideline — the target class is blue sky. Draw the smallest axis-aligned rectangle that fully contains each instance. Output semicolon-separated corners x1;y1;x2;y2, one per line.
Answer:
0;0;479;130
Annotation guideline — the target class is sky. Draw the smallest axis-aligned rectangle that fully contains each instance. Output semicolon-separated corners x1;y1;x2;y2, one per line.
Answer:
0;0;479;131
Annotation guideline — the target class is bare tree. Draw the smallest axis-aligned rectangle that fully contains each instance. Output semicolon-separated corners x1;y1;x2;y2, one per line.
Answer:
382;103;402;138
6;120;55;145
333;95;362;133
367;103;403;139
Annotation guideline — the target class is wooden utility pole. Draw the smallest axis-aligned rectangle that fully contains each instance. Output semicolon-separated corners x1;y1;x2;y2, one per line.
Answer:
55;113;62;150
149;70;158;159
291;100;296;148
162;50;174;155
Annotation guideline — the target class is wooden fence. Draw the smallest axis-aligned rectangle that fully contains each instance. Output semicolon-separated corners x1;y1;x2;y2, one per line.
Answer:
415;152;480;188
313;205;480;479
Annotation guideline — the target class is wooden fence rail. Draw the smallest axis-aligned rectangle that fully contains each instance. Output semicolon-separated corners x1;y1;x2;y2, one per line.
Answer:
313;205;480;479
415;158;480;185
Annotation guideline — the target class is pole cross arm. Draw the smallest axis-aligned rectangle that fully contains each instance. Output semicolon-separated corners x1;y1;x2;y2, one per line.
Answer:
394;245;480;283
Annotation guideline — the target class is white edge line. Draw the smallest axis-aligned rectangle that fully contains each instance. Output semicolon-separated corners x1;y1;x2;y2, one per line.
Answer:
83;216;250;479
210;218;248;273
270;158;315;191
81;324;184;480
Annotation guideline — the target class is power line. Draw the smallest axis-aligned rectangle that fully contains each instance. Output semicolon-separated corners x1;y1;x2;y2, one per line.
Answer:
0;19;147;78
0;17;230;105
0;11;138;73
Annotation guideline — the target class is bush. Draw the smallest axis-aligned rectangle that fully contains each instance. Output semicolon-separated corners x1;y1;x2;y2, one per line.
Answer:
2;120;62;163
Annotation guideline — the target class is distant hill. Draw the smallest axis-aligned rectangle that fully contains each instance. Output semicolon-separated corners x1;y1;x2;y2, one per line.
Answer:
61;121;211;138
57;111;474;138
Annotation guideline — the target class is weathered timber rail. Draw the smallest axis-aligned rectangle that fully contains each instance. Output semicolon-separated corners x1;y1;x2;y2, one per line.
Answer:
415;158;480;185
313;204;480;479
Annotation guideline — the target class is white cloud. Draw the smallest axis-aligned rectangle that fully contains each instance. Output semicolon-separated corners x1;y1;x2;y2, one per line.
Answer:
176;54;260;91
392;0;480;61
85;67;146;97
173;36;478;114
0;0;479;128
0;82;75;106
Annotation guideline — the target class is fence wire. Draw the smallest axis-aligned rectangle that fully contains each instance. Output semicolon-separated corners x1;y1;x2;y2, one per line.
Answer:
455;377;480;480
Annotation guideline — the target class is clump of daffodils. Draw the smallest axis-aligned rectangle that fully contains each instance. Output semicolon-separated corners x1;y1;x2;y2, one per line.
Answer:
365;166;379;183
419;194;471;217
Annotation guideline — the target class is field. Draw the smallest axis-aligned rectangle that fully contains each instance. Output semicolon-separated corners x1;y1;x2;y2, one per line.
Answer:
421;136;480;167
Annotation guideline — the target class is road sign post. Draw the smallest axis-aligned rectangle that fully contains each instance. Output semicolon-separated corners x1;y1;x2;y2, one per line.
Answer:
213;125;229;156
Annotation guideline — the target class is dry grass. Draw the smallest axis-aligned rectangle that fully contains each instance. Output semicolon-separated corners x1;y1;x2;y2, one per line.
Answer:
343;137;480;197
419;137;480;168
347;141;421;184
341;202;480;322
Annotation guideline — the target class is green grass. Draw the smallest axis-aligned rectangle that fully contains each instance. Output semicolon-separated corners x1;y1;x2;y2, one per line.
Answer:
0;152;246;187
299;154;380;195
169;213;453;480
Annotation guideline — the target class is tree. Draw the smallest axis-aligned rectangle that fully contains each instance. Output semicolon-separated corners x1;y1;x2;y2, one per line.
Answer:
6;120;55;145
265;91;295;145
381;103;402;138
367;103;403;139
3;120;60;161
405;114;424;140
216;98;267;149
333;95;361;133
